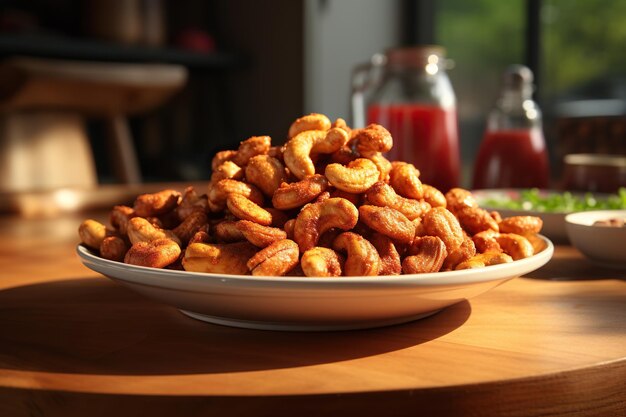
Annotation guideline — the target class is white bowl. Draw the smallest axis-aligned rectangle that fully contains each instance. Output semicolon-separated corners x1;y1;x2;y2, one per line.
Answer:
77;237;553;331
565;210;626;268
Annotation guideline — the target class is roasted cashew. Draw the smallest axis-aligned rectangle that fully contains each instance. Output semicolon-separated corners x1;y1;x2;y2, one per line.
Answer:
226;193;273;226
235;220;287;247
498;216;543;236
245;155;287;197
496;233;534;260
324;158;379;193
265;207;290;228
210;160;244;184
127;217;181;246
366;152;392;181
331;117;352;135
445;188;478;214
301;247;344;277
208;179;264;212
284;128;349;179
402;236;448;274
172;210;208;245
472;230;502;254
272;174;329;210
213;220;245;242
455;252;513;270
456;206;499;235
352;124;393;156
211;149;237;171
421;184;447;208
332;232;380;276
389;162;423;200
125;238;181;268
79;219;109;250
370;233;401;275
288;113;331;138
442;234;476;271
183;241;258;274
422;207;464;253
329;146;358;165
358;205;416;244
175;186;209;221
283;219;296;240
247;239;300;276
294;197;359;252
133;189;181;217
365;181;430;220
189;225;211;245
100;236;128;262
231;136;271;166
267;145;285;161
110;205;135;235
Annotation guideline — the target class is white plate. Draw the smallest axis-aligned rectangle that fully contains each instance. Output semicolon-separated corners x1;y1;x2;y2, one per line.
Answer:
77;238;553;331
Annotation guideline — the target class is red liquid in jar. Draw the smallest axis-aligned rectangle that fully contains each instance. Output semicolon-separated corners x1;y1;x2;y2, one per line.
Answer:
367;103;460;192
472;128;549;189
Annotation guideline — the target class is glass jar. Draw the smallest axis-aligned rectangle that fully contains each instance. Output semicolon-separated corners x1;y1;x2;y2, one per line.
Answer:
472;65;550;189
351;45;460;192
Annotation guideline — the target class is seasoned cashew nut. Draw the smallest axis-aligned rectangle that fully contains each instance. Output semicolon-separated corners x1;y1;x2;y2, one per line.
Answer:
456;206;499;235
402;236;448;274
272;174;329;210
324;158;379;193
265;208;290;228
366;152;392;181
125;238;181;268
496;233;534;260
332;232;380;276
422;207;464;253
330;146;358;165
472;230;502;254
455;252;513;270
226;193;273;226
365;181;430;220
211;149;237;171
208;179;265;212
213;220;245;242
358;205;416;244
288;113;331;138
172;210;208;245
127;217;181;246
110;205;135;235
189;225;211;245
183;241;258;274
389;162;423;200
231;136;271;166
235;220;287;247
100;236;128;262
133;189;181;217
369;233;401;275
79;219;109;250
331;117;352;135
526;234;547;254
247;239;300;276
498;216;543;236
301;247;344;277
442;234;476;271
210;160;244;184
245;155;286;197
175;187;209;221
294;197;359;252
421;184;447;208
284;128;349;179
283;218;296;240
445;187;478;214
353;124;393;156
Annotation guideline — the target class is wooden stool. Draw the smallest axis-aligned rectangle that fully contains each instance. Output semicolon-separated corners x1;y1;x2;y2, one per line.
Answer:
0;57;187;192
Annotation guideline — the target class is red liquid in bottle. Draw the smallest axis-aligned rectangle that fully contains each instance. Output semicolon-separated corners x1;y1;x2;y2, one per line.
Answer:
367;103;460;192
472;129;549;189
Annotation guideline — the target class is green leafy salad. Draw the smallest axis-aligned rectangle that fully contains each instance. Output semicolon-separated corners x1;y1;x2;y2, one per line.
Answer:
481;188;626;213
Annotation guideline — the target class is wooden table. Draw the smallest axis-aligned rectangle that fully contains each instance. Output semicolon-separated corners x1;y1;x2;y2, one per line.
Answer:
1;211;625;417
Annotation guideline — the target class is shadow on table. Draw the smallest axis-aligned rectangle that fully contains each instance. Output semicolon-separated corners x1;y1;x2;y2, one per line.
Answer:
528;255;626;281
0;278;471;376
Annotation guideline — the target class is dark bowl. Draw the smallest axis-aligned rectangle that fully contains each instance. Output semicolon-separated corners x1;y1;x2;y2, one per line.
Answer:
562;154;626;193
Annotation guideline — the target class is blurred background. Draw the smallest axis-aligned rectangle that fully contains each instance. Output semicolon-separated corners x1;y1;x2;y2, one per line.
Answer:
0;0;624;193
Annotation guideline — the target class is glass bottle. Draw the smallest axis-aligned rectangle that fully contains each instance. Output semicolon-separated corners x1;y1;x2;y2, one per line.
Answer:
351;45;460;192
472;65;550;189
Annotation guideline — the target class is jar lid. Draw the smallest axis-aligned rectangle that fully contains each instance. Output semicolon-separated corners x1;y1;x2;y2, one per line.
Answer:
502;65;534;89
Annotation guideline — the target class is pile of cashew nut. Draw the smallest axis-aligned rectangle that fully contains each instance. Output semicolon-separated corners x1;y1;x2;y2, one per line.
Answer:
79;113;546;277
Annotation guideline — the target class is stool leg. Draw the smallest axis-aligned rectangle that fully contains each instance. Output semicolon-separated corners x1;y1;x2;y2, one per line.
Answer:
106;115;142;184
